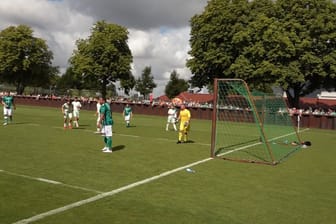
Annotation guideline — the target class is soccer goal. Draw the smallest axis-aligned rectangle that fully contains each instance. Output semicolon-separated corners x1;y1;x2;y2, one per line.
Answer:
210;79;302;165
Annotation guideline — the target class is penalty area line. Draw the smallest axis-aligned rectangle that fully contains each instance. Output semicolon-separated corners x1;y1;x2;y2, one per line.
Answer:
12;157;213;224
0;169;102;194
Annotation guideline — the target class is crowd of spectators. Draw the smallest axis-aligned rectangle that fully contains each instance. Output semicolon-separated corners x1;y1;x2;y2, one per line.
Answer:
289;107;336;116
2;91;335;115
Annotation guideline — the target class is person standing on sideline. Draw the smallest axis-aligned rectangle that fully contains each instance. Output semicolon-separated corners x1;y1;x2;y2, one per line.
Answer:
95;98;102;133
2;91;16;125
123;104;132;127
177;104;191;144
72;97;82;128
98;97;113;153
61;99;73;129
166;104;177;131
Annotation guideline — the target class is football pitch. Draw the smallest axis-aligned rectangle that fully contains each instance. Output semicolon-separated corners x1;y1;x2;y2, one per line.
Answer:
1;105;336;224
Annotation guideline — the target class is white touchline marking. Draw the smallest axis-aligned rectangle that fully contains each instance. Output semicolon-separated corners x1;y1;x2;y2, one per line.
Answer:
12;128;310;224
117;134;139;138
23;123;41;126
36;178;62;185
217;128;310;157
0;170;102;194
54;126;211;146
12;157;213;224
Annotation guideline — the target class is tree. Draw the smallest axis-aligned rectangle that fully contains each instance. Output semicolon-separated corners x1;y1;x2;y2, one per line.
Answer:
165;70;189;99
187;0;336;107
0;25;57;94
135;66;157;98
56;67;77;90
120;72;136;95
187;0;251;89
270;0;336;106
70;20;133;98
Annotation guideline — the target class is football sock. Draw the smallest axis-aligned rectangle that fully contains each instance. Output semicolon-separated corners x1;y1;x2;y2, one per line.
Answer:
178;131;183;141
106;137;112;149
184;132;188;142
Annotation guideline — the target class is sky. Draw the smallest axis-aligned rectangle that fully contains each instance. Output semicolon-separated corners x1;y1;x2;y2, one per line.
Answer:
0;0;208;97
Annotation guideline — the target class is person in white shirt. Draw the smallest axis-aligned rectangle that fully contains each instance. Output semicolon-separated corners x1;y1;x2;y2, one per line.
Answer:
166;104;177;131
61;99;73;129
72;97;82;128
95;98;102;133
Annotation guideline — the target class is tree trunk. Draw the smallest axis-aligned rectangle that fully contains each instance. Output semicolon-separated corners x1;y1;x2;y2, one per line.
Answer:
101;76;108;98
285;85;301;108
16;82;25;95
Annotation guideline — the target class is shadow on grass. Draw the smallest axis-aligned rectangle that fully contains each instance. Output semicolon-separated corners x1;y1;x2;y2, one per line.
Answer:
125;125;137;128
186;140;195;143
77;124;90;127
113;145;125;152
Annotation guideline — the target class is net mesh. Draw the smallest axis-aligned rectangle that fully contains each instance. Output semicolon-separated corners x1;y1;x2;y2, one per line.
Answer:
212;79;301;165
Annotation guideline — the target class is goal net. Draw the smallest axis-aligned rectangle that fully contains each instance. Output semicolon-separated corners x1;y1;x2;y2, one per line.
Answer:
210;79;302;165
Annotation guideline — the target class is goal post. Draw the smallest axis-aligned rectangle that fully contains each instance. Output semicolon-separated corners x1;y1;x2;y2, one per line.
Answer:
211;79;302;165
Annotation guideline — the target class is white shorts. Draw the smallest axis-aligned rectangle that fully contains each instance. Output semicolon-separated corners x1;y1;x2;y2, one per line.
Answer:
73;111;80;118
102;125;113;137
167;116;176;123
64;113;72;119
3;107;13;116
124;115;131;121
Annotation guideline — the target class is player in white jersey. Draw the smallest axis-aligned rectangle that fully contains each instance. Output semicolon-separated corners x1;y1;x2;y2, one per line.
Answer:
62;99;73;129
72;97;82;128
166;104;177;131
95;98;102;133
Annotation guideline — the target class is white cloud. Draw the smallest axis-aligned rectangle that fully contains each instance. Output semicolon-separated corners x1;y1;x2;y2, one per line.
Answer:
0;0;207;96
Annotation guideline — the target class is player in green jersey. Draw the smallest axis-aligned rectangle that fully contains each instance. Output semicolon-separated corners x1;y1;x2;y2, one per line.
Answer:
123;104;132;127
2;91;16;125
98;97;113;153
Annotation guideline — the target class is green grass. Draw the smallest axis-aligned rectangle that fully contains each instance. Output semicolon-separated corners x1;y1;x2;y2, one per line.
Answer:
0;105;336;224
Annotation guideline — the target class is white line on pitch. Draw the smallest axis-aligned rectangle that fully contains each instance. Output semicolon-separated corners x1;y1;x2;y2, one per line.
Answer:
12;128;310;224
117;134;140;138
27;123;41;126
216;128;310;157
82;128;210;146
36;178;62;185
12;157;213;224
0;170;102;194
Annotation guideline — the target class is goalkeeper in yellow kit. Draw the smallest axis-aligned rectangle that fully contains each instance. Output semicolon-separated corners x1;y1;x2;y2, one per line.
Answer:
177;104;191;144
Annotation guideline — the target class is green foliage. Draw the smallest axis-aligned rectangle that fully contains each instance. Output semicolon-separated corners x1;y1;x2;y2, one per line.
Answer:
57;66;101;92
187;0;251;89
120;72;136;95
0;25;58;94
187;0;336;107
70;20;133;98
165;70;189;99
135;66;157;98
56;67;78;90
